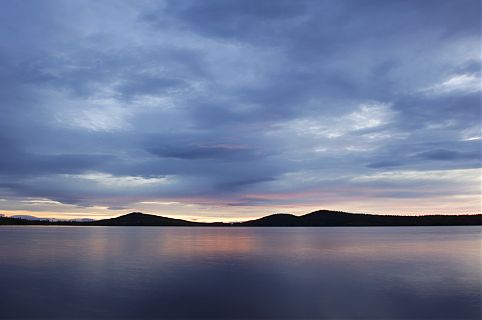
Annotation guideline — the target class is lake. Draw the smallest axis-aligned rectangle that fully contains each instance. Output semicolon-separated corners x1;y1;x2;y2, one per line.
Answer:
0;226;480;319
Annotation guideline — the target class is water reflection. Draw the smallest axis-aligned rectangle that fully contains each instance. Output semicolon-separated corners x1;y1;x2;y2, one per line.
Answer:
0;226;480;319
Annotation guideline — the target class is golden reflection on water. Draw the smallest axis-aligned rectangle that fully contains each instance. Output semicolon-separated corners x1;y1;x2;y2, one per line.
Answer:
2;226;479;267
5;226;478;261
158;229;257;256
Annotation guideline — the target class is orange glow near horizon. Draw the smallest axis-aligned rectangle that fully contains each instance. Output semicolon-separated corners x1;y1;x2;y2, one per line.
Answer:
2;194;480;223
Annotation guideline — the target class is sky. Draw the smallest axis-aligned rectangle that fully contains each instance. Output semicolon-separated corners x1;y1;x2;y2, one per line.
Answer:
0;0;480;221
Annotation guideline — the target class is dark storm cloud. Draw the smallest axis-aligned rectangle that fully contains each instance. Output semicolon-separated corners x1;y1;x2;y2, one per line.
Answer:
0;151;113;176
147;0;309;41
118;76;185;99
416;149;480;161
366;161;403;169
148;144;254;160
363;139;481;171
0;0;480;212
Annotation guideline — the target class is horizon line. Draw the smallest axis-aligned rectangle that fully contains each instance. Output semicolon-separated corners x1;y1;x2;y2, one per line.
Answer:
2;209;481;224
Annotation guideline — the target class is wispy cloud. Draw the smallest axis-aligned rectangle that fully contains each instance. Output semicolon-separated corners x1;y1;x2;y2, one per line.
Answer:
422;74;481;96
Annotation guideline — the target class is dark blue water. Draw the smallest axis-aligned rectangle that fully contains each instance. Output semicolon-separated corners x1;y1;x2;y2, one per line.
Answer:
0;226;480;319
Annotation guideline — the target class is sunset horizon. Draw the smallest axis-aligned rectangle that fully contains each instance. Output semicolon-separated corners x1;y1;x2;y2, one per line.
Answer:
2;199;481;223
0;1;480;223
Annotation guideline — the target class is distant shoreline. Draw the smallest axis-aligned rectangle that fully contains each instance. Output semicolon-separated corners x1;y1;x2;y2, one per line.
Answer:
1;210;481;227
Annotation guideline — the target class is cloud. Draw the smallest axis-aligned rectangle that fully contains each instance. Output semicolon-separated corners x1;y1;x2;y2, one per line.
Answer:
0;0;480;218
149;143;255;160
421;74;481;96
416;149;480;161
366;161;403;169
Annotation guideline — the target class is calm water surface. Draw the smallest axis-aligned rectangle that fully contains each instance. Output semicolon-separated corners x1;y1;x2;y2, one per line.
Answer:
0;226;480;319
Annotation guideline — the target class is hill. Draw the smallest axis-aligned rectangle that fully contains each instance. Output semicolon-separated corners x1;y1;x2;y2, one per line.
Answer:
240;210;482;226
1;210;480;226
91;212;203;226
